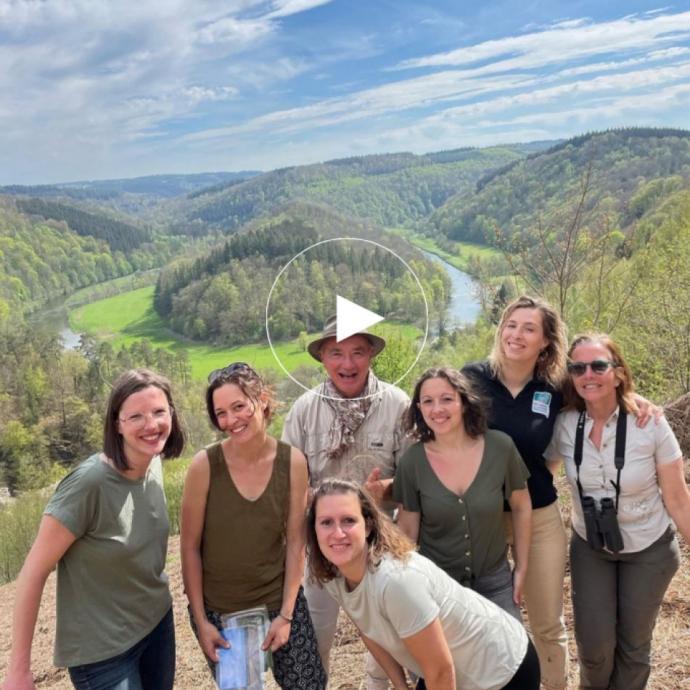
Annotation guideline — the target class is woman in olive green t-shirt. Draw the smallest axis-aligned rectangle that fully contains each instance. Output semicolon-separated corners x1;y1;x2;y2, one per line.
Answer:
2;369;185;690
393;367;531;620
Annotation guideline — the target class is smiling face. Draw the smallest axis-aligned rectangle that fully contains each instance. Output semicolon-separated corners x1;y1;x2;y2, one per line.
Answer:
314;492;369;579
212;383;265;442
320;334;374;398
569;341;620;409
418;376;463;438
500;307;549;366
116;386;172;468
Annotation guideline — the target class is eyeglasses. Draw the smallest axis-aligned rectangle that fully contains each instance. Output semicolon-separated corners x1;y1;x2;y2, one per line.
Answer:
207;362;251;383
567;359;616;377
119;409;171;429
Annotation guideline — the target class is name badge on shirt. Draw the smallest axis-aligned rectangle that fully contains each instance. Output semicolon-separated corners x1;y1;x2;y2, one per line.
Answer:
532;391;552;418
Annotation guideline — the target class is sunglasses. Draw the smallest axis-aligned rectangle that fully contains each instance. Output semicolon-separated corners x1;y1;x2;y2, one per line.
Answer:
567;359;616;377
207;362;251;383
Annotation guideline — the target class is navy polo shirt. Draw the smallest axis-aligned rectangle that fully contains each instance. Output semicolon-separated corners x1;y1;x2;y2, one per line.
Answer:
462;361;563;509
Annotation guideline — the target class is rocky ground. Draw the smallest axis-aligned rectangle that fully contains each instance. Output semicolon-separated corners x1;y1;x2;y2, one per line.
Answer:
1;484;689;689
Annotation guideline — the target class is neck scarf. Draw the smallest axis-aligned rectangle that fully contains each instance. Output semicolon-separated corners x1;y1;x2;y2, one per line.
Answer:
323;372;379;460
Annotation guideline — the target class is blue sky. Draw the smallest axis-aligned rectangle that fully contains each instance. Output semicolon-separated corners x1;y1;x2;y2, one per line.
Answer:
2;0;690;184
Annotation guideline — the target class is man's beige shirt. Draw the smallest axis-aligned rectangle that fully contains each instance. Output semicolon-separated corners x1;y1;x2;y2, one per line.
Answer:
282;377;410;488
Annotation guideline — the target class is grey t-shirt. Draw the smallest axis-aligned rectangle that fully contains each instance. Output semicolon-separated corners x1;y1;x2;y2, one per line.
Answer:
325;552;527;690
44;454;172;667
393;430;529;586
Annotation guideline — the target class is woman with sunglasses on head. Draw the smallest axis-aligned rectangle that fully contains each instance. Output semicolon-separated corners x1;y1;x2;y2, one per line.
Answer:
308;479;541;690
180;363;326;690
393;367;531;621
2;369;185;690
545;334;689;690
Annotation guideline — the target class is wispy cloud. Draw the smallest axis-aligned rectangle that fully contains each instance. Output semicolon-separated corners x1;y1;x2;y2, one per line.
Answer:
2;3;689;183
394;11;690;72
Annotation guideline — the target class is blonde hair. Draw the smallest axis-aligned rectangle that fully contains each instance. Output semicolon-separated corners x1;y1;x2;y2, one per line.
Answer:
489;295;567;388
563;333;637;413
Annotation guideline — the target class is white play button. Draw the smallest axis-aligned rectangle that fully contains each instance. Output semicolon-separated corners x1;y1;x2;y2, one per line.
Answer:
336;295;384;342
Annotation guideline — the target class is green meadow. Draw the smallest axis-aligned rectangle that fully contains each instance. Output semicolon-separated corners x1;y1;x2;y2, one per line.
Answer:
69;286;423;381
69;286;315;380
386;227;502;273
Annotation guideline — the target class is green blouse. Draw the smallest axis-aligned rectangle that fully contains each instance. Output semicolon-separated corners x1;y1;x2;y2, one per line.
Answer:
393;430;529;587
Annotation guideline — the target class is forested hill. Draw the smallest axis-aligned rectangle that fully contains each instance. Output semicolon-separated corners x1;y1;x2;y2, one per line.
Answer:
15;198;151;252
0;198;187;315
1;171;260;202
428;128;690;245
163;144;547;235
155;202;450;345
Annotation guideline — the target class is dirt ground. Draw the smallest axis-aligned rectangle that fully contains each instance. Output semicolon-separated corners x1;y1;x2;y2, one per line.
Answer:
1;495;689;689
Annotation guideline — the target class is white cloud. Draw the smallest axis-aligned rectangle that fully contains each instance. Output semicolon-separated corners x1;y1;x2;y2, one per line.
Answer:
266;0;333;19
395;11;690;73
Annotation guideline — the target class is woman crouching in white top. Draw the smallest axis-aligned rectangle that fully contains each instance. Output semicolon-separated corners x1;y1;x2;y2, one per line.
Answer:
306;479;540;690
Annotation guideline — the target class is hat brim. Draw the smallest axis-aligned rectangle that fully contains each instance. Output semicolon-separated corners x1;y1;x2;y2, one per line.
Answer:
308;332;386;362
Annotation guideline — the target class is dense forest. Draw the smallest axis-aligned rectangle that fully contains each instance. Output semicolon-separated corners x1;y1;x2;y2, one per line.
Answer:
155;202;450;344
1;127;689;495
161;145;542;235
428;128;690;246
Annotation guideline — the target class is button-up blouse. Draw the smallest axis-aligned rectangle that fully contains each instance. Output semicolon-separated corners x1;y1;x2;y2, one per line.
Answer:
546;408;681;553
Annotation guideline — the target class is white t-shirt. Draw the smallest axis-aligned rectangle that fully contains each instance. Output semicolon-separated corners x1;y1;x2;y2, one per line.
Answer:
546;409;681;553
324;552;527;690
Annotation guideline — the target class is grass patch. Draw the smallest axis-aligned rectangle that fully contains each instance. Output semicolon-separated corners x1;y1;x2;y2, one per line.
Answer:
69;287;315;380
387;227;502;273
69;287;424;382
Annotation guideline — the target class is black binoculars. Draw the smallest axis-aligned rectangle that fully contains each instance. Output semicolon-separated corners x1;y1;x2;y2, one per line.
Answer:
581;495;624;553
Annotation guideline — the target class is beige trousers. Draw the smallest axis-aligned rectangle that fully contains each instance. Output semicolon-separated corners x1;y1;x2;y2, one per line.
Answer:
505;501;569;690
304;576;389;690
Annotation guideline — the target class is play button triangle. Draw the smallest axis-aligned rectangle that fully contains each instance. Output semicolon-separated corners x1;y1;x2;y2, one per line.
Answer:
336;295;384;342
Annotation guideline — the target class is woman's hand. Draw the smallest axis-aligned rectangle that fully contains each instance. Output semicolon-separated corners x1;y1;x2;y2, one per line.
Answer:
632;394;663;428
197;618;229;663
512;566;527;606
1;668;37;690
262;616;291;652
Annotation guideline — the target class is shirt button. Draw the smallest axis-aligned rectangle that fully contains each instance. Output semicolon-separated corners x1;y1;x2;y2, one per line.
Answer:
458;498;463;504
462;516;466;521
464;566;471;572
464;533;469;539
465;551;471;556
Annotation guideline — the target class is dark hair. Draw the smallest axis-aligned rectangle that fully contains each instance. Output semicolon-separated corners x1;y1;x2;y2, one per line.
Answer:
489;295;568;388
307;479;415;585
103;369;185;471
404;367;487;442
205;363;277;430
563;333;636;413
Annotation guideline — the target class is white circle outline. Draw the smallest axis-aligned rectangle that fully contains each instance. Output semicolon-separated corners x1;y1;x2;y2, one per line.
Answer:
265;237;429;401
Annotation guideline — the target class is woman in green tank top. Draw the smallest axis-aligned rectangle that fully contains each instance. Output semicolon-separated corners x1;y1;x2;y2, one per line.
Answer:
181;363;327;689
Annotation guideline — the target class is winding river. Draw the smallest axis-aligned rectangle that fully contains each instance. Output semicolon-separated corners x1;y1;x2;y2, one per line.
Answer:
46;251;481;350
419;249;482;328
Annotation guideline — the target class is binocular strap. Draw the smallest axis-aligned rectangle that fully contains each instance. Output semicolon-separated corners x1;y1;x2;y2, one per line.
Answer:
574;409;627;511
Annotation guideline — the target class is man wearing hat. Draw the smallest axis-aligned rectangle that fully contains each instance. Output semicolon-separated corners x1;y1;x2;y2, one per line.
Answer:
282;313;410;690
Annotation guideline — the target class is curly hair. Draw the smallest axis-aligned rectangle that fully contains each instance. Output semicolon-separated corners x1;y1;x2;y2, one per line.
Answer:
307;479;415;585
205;363;277;430
562;333;637;414
403;367;487;442
489;295;568;389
